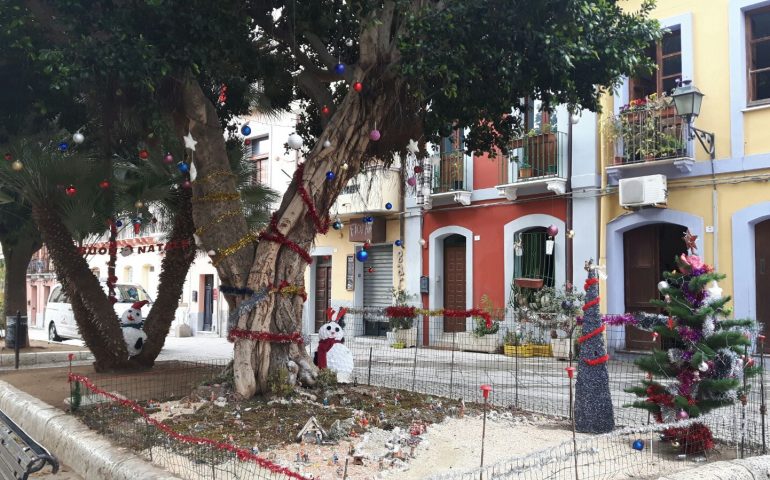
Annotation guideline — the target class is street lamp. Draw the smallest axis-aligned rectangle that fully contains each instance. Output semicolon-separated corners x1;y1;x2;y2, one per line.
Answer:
670;80;715;159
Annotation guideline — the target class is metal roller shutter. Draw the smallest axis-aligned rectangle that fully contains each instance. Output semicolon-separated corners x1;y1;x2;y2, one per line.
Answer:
363;245;393;336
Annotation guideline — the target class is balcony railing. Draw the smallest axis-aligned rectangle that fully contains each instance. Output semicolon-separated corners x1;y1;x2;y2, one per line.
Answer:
499;131;566;185
432;152;467;194
608;104;689;166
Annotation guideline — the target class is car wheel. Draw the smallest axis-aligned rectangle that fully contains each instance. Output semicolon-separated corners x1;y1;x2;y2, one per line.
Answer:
49;322;62;342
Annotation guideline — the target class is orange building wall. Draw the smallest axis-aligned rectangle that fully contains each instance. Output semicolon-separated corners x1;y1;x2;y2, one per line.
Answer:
472;153;506;190
421;197;566;309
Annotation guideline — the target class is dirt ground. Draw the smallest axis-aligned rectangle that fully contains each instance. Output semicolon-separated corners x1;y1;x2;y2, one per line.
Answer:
0;339;89;355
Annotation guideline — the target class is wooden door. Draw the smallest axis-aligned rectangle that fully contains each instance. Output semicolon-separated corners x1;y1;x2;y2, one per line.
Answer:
444;236;467;332
624;225;663;350
757;220;770;338
314;258;332;332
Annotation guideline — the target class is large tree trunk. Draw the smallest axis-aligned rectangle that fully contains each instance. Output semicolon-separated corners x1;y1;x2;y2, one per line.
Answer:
31;205;131;370
184;25;407;396
134;191;197;366
1;233;39;347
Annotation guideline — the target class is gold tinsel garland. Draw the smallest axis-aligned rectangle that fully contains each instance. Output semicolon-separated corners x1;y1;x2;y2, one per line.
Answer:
195;209;242;237
192;192;241;203
212;232;259;264
194;169;237;184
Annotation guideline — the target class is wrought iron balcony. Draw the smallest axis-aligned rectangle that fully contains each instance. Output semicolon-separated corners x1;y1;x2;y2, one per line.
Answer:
496;131;567;200
432;151;468;194
607;102;691;166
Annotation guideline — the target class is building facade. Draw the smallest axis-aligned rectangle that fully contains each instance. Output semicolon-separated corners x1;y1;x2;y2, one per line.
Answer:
404;103;602;346
599;0;770;348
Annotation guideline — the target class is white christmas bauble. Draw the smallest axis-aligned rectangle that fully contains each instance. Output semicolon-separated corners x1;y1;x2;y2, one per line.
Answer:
323;140;331;148
699;361;709;372
341;163;349;170
208;250;216;256
346;39;354;47
657;281;669;293
418;238;426;246
73;132;85;144
287;133;304;150
705;281;723;303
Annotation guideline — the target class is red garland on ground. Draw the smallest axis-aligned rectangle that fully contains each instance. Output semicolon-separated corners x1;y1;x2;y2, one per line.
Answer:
68;373;310;480
662;423;715;454
577;324;606;344
294;164;330;235
227;329;304;345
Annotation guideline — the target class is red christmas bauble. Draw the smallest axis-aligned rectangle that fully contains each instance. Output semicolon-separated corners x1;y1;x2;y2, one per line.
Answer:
99;180;110;189
244;139;251;146
182;180;192;189
353;82;363;92
368;267;375;273
321;105;330;116
139;149;149;159
414;165;423;174
4;153;11;161
363;242;371;249
65;185;77;197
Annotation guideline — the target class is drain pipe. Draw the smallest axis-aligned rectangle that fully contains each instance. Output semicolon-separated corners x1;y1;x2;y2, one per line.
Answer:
566;120;574;287
709;146;718;272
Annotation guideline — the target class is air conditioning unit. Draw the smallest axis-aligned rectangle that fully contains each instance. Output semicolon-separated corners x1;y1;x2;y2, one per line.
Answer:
619;174;667;208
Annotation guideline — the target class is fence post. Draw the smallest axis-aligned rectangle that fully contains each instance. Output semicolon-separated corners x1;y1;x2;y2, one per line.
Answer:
449;331;456;399
367;347;373;386
411;328;419;392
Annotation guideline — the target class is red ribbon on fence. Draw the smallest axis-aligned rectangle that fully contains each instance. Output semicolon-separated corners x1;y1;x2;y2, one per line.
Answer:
68;373;310;480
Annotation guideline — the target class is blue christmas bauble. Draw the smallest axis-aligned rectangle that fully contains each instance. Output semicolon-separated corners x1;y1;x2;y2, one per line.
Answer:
334;63;346;75
241;125;251;136
177;162;190;173
326;171;336;181
332;221;343;230
395;240;402;247
58;141;69;152
116;220;123;227
385;202;393;210
632;439;644;451
356;250;368;262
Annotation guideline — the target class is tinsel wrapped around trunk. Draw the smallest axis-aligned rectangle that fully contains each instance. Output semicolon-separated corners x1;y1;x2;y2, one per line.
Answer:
575;262;615;433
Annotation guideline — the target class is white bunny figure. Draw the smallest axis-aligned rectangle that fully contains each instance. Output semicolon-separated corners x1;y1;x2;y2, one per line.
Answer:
314;308;354;383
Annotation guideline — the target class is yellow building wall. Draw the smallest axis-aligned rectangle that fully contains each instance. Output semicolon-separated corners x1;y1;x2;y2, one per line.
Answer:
309;218;403;302
744;109;770;156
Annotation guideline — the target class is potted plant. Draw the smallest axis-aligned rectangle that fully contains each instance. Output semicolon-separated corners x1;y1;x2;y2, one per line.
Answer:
518;162;533;179
503;330;532;357
458;294;501;353
386;288;418;347
516;284;584;360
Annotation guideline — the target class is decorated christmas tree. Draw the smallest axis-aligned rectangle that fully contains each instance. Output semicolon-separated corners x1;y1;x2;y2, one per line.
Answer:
575;260;615;433
626;230;759;450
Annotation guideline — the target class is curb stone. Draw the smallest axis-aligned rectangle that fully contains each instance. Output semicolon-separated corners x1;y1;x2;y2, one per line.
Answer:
0;350;93;367
657;455;770;479
0;380;181;480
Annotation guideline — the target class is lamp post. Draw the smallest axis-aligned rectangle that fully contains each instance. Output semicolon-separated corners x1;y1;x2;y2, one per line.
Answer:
670;80;716;159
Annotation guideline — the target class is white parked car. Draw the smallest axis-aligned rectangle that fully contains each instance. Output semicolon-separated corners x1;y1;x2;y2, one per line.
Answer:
45;283;153;341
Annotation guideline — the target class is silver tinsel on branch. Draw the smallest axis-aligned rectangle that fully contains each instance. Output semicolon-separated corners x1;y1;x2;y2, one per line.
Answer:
575;260;615;433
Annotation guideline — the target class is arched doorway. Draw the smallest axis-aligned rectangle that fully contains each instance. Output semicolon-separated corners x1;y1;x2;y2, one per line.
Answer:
514;227;556;288
623;223;687;350
443;234;467;332
756;219;770;337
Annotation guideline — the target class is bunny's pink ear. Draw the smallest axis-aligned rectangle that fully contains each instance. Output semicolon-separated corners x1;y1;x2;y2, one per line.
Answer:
336;307;347;321
326;307;335;321
132;300;149;310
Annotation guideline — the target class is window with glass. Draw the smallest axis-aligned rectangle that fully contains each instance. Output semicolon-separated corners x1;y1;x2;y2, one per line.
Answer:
748;7;770;103
629;28;682;100
250;135;269;184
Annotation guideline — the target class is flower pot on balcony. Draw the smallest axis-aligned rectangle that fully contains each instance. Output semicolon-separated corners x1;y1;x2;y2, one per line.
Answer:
518;166;532;179
514;277;544;289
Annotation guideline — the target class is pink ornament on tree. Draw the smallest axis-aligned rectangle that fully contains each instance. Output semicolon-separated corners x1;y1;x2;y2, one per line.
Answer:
370;129;381;141
547;225;559;237
407;176;417;187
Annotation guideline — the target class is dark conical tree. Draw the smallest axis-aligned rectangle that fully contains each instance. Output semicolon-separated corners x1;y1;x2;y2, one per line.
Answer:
625;230;759;451
575;260;615;433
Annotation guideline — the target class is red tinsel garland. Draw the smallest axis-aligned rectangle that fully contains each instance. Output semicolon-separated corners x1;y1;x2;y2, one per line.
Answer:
662;423;715;454
577;324;605;344
385;306;418;318
258;231;313;264
444;308;492;329
227;329;304;344
584;354;609;366
68;373;309;480
295;164;330;235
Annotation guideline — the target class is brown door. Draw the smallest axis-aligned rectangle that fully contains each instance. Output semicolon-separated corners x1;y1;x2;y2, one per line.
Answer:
314;257;332;332
756;220;770;338
444;235;467;332
624;225;663;350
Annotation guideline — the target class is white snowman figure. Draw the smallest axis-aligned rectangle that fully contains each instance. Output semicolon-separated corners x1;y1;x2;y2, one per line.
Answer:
120;300;148;357
314;308;354;383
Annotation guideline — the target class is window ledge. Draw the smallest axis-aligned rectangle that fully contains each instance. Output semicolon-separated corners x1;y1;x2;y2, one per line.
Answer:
742;103;770;113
